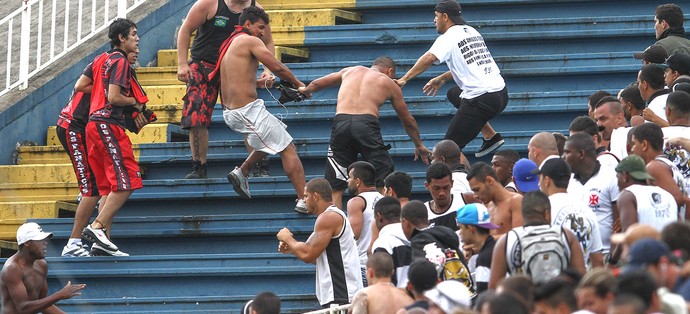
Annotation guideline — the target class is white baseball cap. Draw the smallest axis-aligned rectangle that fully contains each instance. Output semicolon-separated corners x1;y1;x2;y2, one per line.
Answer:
17;222;53;245
424;281;471;313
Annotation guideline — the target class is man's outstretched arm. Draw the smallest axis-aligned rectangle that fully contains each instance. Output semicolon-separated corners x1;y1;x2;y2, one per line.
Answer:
388;81;431;164
395;52;438;87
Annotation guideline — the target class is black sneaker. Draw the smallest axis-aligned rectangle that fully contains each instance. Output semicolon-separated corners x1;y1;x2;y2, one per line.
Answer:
475;133;505;157
185;161;207;179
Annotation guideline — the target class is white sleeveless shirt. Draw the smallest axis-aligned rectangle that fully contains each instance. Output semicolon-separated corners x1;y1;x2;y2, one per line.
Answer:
354;191;383;266
622;185;677;230
315;206;363;305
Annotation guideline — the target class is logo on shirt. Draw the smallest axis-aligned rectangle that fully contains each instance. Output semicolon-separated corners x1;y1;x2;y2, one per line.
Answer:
652;192;661;204
588;194;599;206
214;17;228;27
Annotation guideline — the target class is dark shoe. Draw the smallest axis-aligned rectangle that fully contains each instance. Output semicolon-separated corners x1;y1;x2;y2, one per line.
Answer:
251;158;270;177
185;161;207;179
475;133;505;157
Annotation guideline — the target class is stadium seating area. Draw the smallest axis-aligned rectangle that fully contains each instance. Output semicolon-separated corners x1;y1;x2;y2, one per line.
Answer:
0;0;679;312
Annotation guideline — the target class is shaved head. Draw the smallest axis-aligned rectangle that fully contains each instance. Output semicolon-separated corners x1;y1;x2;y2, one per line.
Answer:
432;139;461;165
529;132;559;154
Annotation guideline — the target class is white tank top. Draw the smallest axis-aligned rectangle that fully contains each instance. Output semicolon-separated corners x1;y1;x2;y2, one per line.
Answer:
316;206;363;305
623;185;678;230
354;191;383;266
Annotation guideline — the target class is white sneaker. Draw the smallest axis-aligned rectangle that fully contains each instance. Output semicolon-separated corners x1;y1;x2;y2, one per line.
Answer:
91;243;129;256
227;167;251;199
82;224;118;252
294;199;308;214
61;243;90;257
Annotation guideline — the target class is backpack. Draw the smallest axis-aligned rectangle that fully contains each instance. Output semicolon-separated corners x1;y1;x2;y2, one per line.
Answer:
511;226;569;284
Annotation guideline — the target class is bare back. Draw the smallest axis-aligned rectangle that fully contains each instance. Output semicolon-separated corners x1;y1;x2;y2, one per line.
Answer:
336;66;397;117
220;34;261;109
352;283;413;314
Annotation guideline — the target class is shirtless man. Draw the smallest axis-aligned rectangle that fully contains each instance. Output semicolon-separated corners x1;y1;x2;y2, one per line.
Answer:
300;57;431;209
217;7;308;212
349;252;413;314
467;162;523;235
1;223;85;314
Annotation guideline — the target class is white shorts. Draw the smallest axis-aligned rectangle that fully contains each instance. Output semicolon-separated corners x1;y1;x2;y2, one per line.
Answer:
222;99;293;155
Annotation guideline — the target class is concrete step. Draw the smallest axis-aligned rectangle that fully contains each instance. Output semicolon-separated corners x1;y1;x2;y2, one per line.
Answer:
0;219;27;241
56;294;319;313
33;214;317;256
139;51;640;91
46;124;188;146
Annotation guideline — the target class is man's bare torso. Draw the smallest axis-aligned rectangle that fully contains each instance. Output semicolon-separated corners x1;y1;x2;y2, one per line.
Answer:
488;192;522;235
1;256;47;314
337;66;394;117
220;34;260;110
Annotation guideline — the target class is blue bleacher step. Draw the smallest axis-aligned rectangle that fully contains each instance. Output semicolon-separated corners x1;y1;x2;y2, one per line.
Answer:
33;214;317;256
56;294;319;314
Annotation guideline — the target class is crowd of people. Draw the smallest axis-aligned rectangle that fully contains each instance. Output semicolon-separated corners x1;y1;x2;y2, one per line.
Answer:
275;1;690;314
3;0;690;313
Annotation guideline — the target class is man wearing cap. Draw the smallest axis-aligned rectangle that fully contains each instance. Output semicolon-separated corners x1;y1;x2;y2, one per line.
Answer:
395;0;508;159
664;54;690;89
424;281;472;314
467;162;523;235
623;238;687;314
456;203;499;294
539;158;604;268
349;252;413;314
615;154;677;231
527;132;560;169
0;223;86;313
633;45;670;65
638;64;671;126
563;133;620;255
512;158;540;194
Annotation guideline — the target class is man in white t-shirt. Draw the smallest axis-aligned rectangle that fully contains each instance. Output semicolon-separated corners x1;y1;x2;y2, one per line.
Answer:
568;115;622;168
563;133;620;254
538;158;604;268
395;0;508;158
662;91;690;194
639;64;670;127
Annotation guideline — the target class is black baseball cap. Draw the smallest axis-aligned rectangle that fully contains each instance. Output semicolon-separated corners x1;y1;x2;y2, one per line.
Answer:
665;53;690;76
435;0;466;25
633;45;668;64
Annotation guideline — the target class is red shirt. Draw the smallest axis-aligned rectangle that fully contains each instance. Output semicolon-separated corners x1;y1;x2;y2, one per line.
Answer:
89;49;132;128
57;63;93;131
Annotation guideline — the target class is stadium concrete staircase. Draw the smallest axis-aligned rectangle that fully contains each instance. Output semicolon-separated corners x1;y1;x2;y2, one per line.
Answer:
0;0;678;312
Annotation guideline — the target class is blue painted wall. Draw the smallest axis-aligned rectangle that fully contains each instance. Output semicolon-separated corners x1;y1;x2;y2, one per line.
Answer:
0;0;194;165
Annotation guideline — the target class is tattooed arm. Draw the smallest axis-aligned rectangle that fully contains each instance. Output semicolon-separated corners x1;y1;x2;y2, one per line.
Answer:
349;291;368;314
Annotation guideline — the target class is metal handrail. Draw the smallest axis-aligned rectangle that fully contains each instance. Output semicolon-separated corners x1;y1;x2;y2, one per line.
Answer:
0;0;147;98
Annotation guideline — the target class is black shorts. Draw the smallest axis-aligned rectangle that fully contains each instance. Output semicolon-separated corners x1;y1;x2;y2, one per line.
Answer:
325;114;393;191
